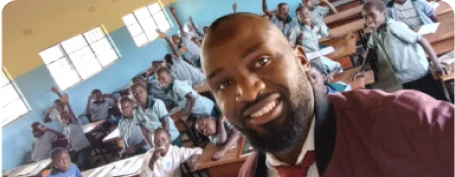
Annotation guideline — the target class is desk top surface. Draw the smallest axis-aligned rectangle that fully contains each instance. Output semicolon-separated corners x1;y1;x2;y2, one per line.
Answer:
3;159;51;177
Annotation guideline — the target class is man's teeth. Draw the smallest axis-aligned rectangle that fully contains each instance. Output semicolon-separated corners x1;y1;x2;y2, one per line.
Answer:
251;100;277;118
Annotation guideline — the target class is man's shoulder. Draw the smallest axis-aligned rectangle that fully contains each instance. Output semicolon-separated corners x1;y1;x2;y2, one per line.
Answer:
239;151;260;177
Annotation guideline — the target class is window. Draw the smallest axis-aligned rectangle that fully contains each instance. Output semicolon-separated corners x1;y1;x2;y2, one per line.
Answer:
123;2;172;47
39;27;120;90
1;69;29;127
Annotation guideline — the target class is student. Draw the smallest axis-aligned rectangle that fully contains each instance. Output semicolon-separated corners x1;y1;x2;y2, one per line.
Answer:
130;84;181;146
302;0;338;25
262;0;299;40
308;63;351;94
201;13;453;177
44;87;75;129
30;122;65;162
354;0;448;101
60;111;92;170
118;96;151;157
45;147;82;177
131;76;173;107
195;115;241;160
386;0;437;30
140;128;202;177
85;89;117;122
290;6;344;79
156;68;216;120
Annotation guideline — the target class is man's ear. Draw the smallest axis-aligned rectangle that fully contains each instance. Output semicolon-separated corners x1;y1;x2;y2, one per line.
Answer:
294;46;311;72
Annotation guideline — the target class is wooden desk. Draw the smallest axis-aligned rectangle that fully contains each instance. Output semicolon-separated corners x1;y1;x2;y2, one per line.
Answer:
82;154;145;177
3;159;51;177
324;5;363;25
332;67;375;89
434;1;453;16
323;34;357;68
424;12;454;44
82;120;106;134
197;141;248;177
326;19;366;40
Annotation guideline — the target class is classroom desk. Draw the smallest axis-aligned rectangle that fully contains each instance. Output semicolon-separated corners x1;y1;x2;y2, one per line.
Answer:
3;159;51;177
424;13;454;44
81;154;145;177
197;141;248;177
433;1;452;16
82;120;106;134
324;5;363;25
332;67;375;89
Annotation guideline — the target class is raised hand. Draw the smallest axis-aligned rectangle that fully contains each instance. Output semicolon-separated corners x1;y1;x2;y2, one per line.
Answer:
169;7;175;13
50;86;59;94
156;29;167;38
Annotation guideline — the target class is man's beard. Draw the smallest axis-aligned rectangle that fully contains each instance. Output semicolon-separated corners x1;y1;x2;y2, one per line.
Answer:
239;71;313;153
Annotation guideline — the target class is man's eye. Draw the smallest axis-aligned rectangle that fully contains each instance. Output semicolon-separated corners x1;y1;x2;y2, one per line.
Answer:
217;80;231;90
254;57;270;68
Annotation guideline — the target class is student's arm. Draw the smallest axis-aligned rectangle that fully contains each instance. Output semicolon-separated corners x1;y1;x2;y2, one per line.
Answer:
157;30;179;56
180;147;203;171
124;140;147;155
422;0;438;22
216;116;228;144
182;93;196;119
44;107;55;123
147;146;167;171
232;3;238;13
320;0;338;14
51;86;63;98
262;0;273;18
418;37;448;75
154;100;171;131
169;7;185;35
41;125;65;139
139;125;153;147
189;16;203;37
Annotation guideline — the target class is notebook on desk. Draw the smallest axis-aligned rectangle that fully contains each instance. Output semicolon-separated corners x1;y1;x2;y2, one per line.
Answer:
306;46;335;60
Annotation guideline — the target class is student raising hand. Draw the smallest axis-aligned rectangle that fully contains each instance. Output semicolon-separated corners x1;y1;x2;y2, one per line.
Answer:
156;29;167;38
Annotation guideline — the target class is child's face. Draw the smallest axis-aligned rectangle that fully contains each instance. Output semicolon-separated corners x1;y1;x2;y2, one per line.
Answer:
132;86;148;106
308;67;327;91
153;131;170;155
157;72;172;89
298;8;312;25
362;6;386;30
305;0;315;8
120;101;134;118
31;124;44;138
277;4;289;20
53;152;71;172
196;117;217;136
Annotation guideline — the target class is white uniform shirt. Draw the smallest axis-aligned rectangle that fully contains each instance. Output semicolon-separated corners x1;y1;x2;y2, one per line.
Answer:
63;123;91;152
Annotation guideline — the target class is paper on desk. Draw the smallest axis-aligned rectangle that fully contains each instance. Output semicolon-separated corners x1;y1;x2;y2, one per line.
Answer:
112;156;145;176
306;46;335;60
417;23;440;35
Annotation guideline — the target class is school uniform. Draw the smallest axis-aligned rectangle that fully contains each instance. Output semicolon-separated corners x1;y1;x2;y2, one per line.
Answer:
133;97;180;144
290;23;342;75
45;164;82;177
89;98;115;121
387;0;435;29
309;6;330;25
118;117;151;150
208;121;235;145
31;131;58;161
239;89;454;177
148;80;174;107
178;33;201;67
47;109;66;131
367;18;447;100
269;12;299;41
170;56;206;86
165;79;215;116
140;146;203;177
325;82;351;94
63;123;92;170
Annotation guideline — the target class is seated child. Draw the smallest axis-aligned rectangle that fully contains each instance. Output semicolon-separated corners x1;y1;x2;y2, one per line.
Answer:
60;111;92;170
308;63;351;95
30;122;65;162
130;84;181;146
156;68;216;120
44;87;75;130
301;0;338;25
131;76;174;108
195;116;241;160
45;147;82;177
118;96;151;157
140;128;202;177
386;0;438;30
262;1;299;41
356;0;448;101
85;89;117;122
290;5;344;79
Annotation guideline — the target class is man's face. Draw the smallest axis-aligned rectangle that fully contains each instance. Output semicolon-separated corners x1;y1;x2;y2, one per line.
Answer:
132;86;148;106
277;4;289;20
308;67;326;92
157;72;172;89
153;130;170;155
362;7;386;30
202;15;314;152
195;117;217;136
53;152;71;171
120;101;134;118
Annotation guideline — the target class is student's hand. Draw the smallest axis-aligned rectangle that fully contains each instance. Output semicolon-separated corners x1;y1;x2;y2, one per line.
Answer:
156;29;167;38
46;107;55;114
434;62;449;75
211;149;227;161
60;93;69;103
169;7;175;13
125;146;136;155
187;155;199;171
151;146;166;162
232;3;238;12
351;71;365;81
50;86;59;94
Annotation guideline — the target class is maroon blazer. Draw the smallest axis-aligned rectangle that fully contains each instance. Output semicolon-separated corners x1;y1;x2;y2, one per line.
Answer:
239;90;454;177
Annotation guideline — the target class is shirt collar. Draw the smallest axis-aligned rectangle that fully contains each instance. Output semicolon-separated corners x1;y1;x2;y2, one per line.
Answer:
266;116;316;167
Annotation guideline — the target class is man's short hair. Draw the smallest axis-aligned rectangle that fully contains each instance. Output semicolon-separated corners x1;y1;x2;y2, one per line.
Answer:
50;147;68;160
363;0;387;12
91;89;101;95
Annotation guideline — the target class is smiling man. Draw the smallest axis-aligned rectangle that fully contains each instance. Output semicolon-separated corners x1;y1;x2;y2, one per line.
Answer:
201;13;454;177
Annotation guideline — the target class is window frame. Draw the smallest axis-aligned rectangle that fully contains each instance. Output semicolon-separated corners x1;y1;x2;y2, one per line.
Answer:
1;69;30;127
39;26;120;91
123;1;173;47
